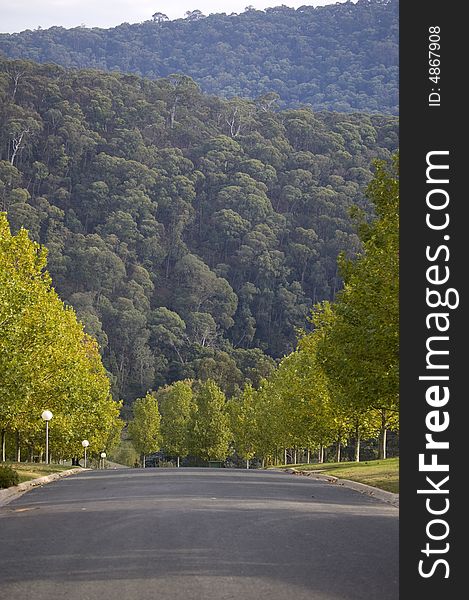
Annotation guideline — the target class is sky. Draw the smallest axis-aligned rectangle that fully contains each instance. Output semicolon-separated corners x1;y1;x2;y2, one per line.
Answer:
0;1;349;34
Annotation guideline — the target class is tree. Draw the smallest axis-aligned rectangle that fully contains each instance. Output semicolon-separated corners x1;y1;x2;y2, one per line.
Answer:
249;379;283;466
158;380;194;467
128;392;162;467
152;13;169;24
184;10;205;21
227;383;257;467
188;380;231;461
314;156;399;458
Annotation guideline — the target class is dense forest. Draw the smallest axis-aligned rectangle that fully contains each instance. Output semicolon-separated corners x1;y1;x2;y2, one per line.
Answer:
0;0;398;114
0;56;398;405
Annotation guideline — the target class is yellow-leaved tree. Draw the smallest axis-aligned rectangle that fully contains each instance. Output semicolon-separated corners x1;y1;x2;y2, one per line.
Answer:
0;213;122;462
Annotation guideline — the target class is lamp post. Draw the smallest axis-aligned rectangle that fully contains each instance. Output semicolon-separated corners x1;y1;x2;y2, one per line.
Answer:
82;439;90;468
41;410;53;464
100;452;106;470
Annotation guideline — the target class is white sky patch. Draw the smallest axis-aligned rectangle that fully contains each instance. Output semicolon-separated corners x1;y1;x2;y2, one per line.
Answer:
0;1;349;34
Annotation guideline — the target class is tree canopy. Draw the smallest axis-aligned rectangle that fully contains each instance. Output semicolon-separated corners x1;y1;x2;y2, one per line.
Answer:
0;1;398;114
188;380;231;461
128;392;162;465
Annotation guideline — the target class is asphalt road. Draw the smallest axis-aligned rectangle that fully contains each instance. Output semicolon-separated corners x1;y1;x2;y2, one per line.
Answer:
0;468;398;599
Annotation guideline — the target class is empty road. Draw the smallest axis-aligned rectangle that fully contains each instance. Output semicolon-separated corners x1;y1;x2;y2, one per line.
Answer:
0;468;398;599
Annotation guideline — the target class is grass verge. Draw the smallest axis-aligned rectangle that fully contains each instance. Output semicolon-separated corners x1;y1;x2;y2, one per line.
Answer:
2;462;79;484
274;457;399;493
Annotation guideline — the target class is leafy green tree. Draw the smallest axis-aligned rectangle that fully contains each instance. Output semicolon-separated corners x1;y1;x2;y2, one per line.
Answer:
188;380;231;461
128;392;162;467
227;383;258;467
249;379;283;466
314;157;399;458
0;212;122;462
158;380;194;467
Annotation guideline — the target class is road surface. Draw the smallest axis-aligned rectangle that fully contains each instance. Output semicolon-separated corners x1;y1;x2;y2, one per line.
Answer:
0;468;398;599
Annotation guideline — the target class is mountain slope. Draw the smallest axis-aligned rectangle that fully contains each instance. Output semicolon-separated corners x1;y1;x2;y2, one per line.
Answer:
0;0;398;114
0;57;398;402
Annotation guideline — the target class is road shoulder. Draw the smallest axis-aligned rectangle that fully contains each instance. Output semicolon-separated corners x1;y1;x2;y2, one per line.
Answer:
0;468;84;508
283;468;399;507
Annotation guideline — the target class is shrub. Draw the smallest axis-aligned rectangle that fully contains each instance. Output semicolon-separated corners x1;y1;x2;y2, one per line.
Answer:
0;465;20;488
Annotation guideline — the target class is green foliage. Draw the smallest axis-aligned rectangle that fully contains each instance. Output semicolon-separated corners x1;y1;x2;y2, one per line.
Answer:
222;157;400;463
158;380;194;460
128;393;162;457
0;465;19;488
0;1;398;114
108;439;140;467
0;213;123;461
314;157;399;416
188;380;231;461
310;157;399;458
227;383;257;462
0;57;398;405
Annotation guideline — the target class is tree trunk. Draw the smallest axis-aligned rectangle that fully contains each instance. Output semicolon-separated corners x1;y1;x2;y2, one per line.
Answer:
293;448;297;464
246;459;250;469
142;454;146;468
1;429;5;462
306;448;310;464
335;439;341;463
15;430;21;462
10;130;27;166
177;456;180;468
261;458;265;469
355;425;361;462
284;448;287;465
170;96;178;129
378;427;387;460
318;445;324;464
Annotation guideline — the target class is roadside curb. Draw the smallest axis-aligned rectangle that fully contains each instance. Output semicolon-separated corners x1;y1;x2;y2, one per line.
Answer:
284;468;399;508
0;468;85;508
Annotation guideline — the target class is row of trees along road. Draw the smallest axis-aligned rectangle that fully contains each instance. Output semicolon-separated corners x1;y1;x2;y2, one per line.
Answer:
128;157;398;465
0;156;397;467
128;380;231;467
0;213;123;463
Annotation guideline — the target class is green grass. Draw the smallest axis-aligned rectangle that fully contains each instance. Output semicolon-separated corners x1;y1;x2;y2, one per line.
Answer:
274;457;399;493
2;462;79;484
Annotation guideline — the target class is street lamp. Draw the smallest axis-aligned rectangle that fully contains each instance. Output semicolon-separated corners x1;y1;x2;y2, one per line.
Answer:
100;451;106;470
41;410;53;464
82;439;90;468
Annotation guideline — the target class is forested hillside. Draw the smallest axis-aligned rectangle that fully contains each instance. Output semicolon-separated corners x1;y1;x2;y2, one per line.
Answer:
0;0;398;114
0;57;398;403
